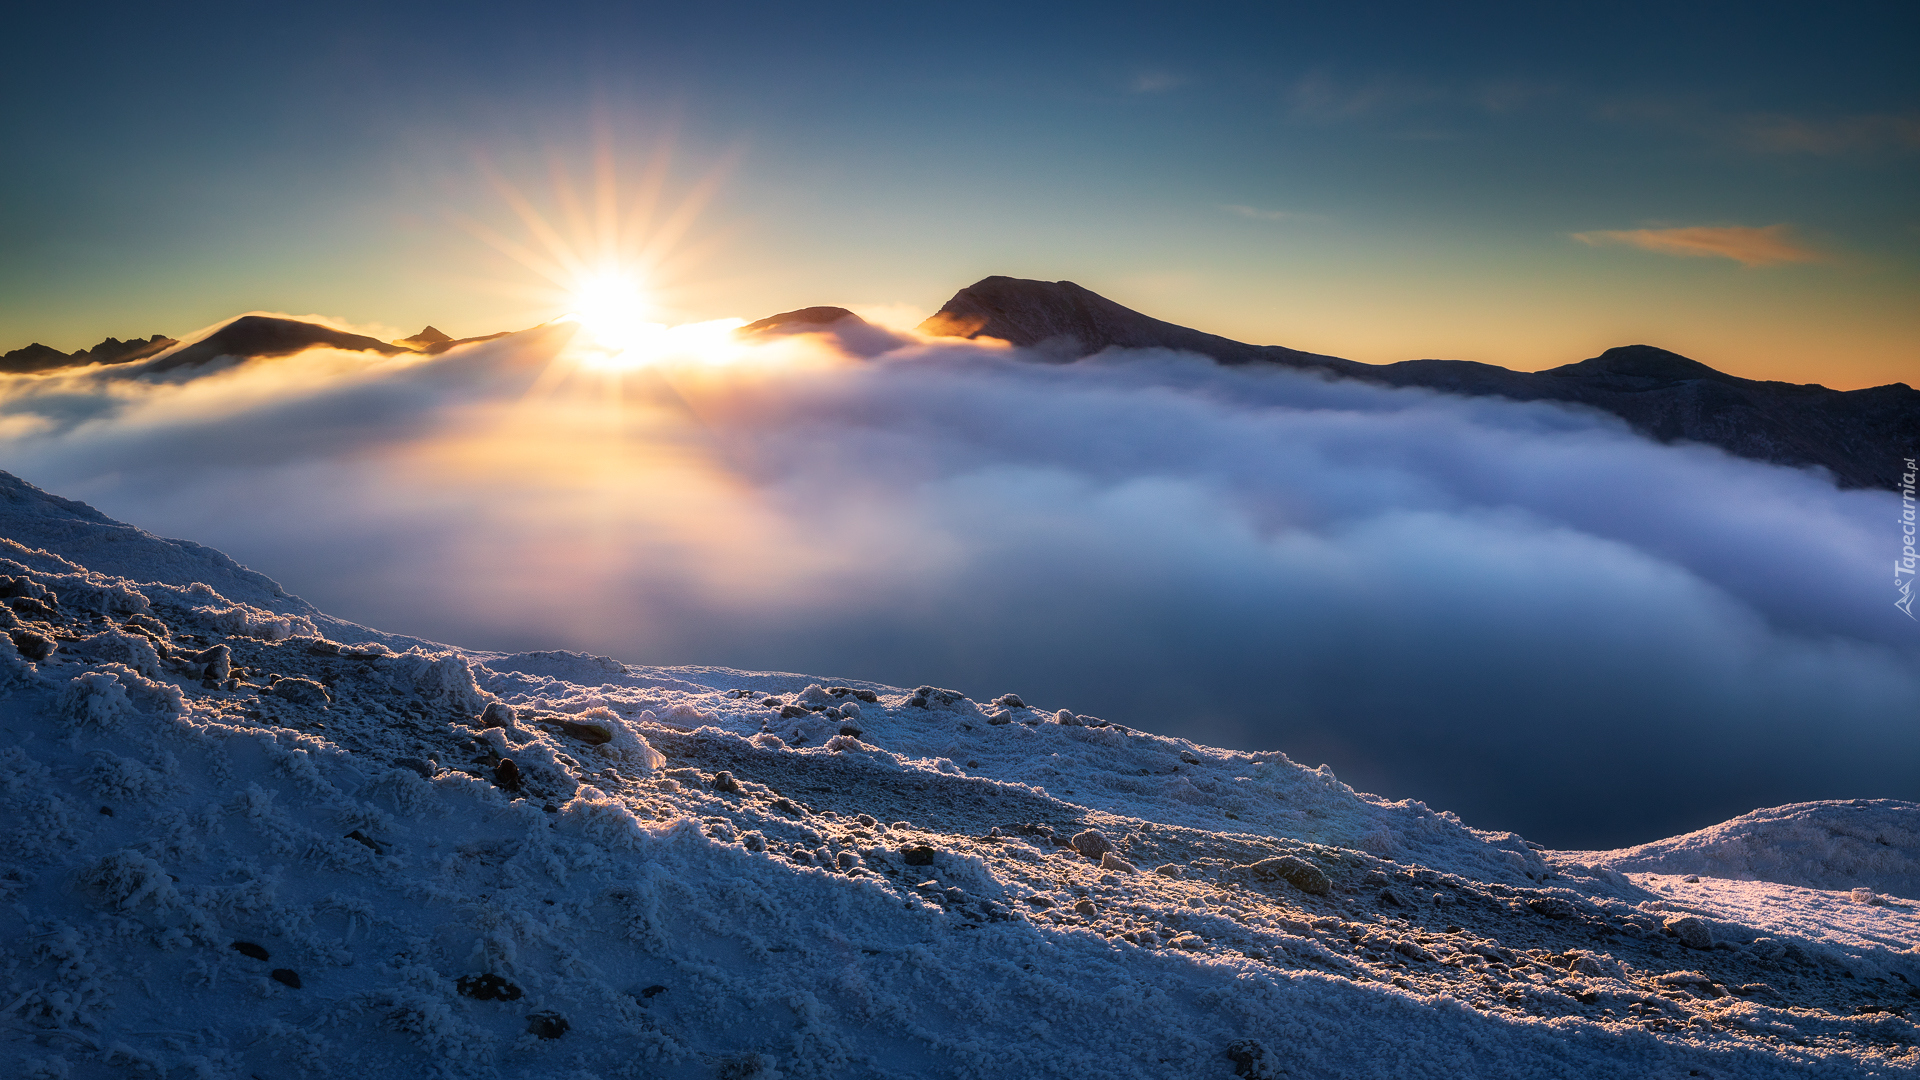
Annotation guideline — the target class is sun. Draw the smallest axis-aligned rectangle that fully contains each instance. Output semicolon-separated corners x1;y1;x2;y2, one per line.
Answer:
569;269;654;354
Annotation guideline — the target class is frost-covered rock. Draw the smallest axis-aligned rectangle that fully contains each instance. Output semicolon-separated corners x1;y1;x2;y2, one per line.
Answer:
1070;829;1114;859
1248;855;1331;895
70;629;164;678
1666;915;1714;949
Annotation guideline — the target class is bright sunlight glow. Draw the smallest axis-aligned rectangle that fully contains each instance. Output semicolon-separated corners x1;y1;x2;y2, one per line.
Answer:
569;270;652;354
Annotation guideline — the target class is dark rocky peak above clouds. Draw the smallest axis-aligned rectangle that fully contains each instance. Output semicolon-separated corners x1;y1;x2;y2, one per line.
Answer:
394;325;452;349
740;306;862;333
1;334;176;374
918;276;1357;372
145;315;406;373
1544;344;1749;387
912;277;1918;490
739;305;907;357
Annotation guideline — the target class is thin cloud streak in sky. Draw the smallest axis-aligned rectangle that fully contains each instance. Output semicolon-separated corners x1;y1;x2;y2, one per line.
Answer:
1738;112;1920;155
1219;205;1314;222
1572;224;1827;267
0;327;1912;848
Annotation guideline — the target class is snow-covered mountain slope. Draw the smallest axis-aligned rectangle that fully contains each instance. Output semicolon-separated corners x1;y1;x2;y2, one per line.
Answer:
1575;802;1920;902
1;483;1916;1078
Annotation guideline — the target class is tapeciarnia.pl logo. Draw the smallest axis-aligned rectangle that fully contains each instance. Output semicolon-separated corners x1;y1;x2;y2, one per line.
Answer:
1899;456;1917;619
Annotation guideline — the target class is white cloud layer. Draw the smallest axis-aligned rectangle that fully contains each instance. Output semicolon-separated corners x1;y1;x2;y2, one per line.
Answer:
2;324;1913;847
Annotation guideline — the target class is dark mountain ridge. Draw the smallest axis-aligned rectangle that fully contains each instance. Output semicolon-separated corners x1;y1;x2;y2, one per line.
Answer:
916;277;1918;491
145;315;407;372
0;333;176;374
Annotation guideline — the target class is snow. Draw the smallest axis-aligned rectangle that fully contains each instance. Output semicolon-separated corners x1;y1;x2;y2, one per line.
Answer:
1576;802;1920;901
0;473;1915;1078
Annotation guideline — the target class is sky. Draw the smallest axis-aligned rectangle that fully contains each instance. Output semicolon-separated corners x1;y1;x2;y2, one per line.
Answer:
3;2;1917;388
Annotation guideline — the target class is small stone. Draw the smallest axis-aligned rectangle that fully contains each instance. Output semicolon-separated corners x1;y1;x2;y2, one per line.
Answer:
525;1011;569;1039
559;719;613;745
640;984;668;999
456;973;524;1001
232;941;270;962
1070;829;1114;859
1378;888;1407;907
1527;896;1579;920
995;694;1026;708
1074;899;1099;918
270;969;302;989
194;644;231;681
394;757;434;779
98;805;113;816
1665;916;1714;949
837;851;859;871
1170;933;1205;951
838;725;863;737
494;758;523;792
1226;1038;1277;1079
901;844;936;866
789;849;814;866
268;677;331;706
740;831;767;852
1053;709;1079;725
987;711;1012;726
1247;856;1331;896
1683;875;1701;883
1153;863;1183;879
1850;887;1881;905
712;770;741;793
944;887;967;905
780;704;810;718
1099;852;1137;874
345;829;384;852
855;814;876;828
9;629;53;661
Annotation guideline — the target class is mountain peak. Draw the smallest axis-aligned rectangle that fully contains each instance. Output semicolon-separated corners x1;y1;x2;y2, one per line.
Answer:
1545;344;1734;385
918;276;1347;368
739;306;861;334
395;325;453;349
146;315;406;373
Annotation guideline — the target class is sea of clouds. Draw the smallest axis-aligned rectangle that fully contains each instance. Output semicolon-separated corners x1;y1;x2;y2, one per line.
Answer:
1;319;1913;847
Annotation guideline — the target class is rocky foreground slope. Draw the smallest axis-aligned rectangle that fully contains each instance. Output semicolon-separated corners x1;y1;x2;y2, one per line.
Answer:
0;478;1915;1079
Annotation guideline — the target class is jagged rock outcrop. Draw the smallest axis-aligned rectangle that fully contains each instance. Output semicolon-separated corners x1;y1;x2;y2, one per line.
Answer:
916;277;1919;490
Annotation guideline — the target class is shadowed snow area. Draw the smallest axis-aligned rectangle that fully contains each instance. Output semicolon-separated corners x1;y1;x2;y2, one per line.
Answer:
0;486;1916;1077
0;324;1914;850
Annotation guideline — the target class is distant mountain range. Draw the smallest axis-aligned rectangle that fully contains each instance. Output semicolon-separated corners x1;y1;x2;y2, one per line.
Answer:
910;277;1918;491
6;280;1914;488
0;333;176;373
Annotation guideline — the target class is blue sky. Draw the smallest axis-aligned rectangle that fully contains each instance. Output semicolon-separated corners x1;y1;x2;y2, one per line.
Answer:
4;1;1915;385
